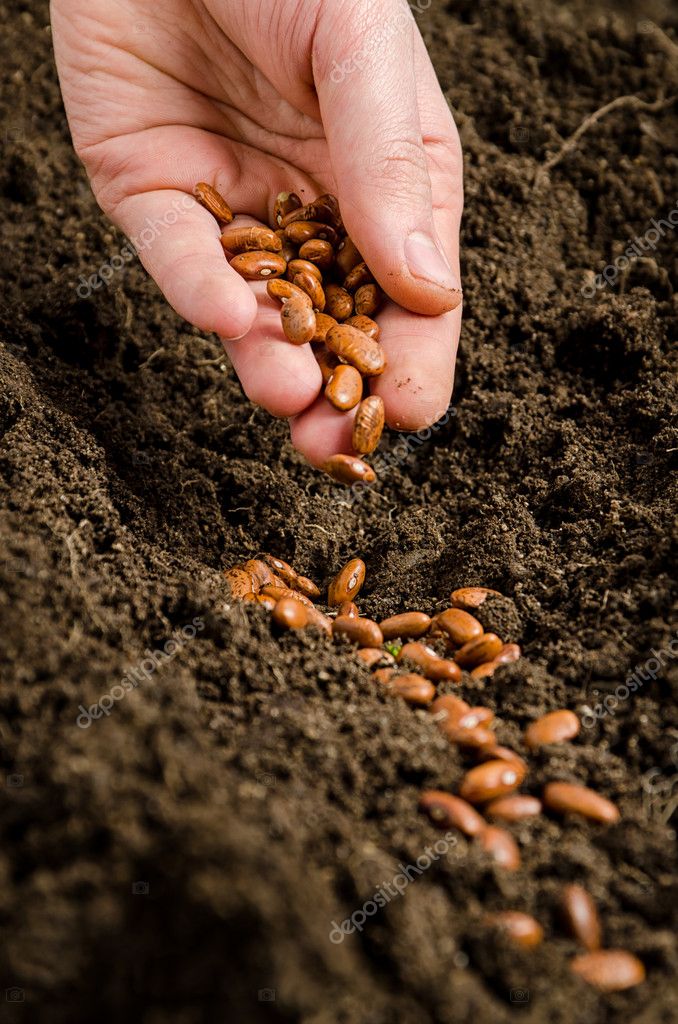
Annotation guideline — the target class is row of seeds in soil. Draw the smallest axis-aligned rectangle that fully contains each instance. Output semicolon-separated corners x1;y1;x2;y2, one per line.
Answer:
224;554;645;993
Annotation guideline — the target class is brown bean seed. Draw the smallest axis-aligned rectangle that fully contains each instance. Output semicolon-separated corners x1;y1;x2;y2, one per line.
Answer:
485;912;543;948
332;615;383;648
305;606;333;635
326;324;386;376
242;559;275;588
443;725;496;751
477;746;528;772
344;315;381;340
193;182;234;224
379;612;432;640
435;608;484;647
542;782;620;824
293;271;325;312
328;558;366;606
429;694;471;722
322;454;376;485
357;647;395;668
496;643;521;664
299;238;334;270
274;191;302;226
256;593;277;611
272;596;309;630
280;198;339;229
399;642;462;682
220;226;282;254
285;220;339;247
419;790;486;836
450;586;502;610
379;672;434;705
524;710;580;750
344;261;374;292
459;759;526;804
486;795;542;821
354;283;382;317
230;251;287;280
325;364;363;411
470;662;500;679
224;566;256;600
373;667;395;685
338;601;359;618
475;826;521;870
267;278;312;307
570;950;645;991
335;237;363;277
312;315;338;345
352;396;385;455
324;284;354;321
315;345;339;382
458;706;495;729
263;555;297;584
287;258;322;282
455;633;503;669
261;585;315;609
294;575;321;599
561;885;601;951
281;299;316;345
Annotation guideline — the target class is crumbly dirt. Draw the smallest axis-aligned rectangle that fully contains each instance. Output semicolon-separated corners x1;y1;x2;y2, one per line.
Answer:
0;0;677;1022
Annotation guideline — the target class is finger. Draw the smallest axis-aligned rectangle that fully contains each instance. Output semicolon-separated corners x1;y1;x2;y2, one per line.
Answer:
288;394;356;467
313;2;461;315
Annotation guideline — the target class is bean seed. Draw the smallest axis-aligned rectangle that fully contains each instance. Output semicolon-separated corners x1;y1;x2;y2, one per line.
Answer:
280;238;297;263
524;710;580;749
435;608;484;647
220;226;282;254
281;198;339;229
281;299;316;345
194;182;234;224
335;237;363;277
561;885;601;951
332;615;383;648
450;587;502;610
263;555;297;585
443;725;497;751
455;632;503;669
328;557;366;606
485;912;543;947
476;826;521;870
257;593;277;611
261;585;315;609
344;262;374;292
459;759;526;804
274;191;302;226
272;596;309;630
325;364;363;411
312;315;338;345
570;950;645;991
357;647;395;668
476;746;528;772
352;396;385;455
344;315;380;340
295;575;321;599
485;795;542;821
287;258;322;282
305;605;333;635
315;346;340;382
326;324;386;376
224;566;256;599
242;592;258;602
267;278;312;307
379;612;432;640
322;454;376;485
399;642;461;682
299;239;334;270
495;643;521;664
324;284;354;321
354;283;382;317
458;706;495;729
293;271;325;312
372;668;394;685
285;220;339;247
429;693;471;722
242;559;275;588
542;782;620;824
419;790;486;836
230;251;287;280
338;601;359;618
382;673;436;705
470;661;499;679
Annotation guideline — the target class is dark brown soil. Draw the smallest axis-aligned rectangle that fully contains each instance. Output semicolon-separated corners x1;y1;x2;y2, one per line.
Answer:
1;0;677;1021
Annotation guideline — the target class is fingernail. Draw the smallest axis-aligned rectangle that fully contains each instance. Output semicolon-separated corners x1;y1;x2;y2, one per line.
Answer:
405;231;460;293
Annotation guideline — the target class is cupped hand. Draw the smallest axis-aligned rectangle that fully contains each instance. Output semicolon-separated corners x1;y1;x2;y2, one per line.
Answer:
51;0;463;465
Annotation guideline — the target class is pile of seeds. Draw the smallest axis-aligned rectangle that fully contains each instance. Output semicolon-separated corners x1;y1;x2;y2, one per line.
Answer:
194;182;437;486
224;554;645;993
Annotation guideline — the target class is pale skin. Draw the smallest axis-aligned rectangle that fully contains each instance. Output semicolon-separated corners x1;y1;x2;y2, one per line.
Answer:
51;0;463;466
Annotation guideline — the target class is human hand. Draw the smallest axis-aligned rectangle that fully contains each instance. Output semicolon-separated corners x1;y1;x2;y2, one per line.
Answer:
51;0;463;465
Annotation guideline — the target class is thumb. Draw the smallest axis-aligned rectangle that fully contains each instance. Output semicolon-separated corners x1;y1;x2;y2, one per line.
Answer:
313;2;461;316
